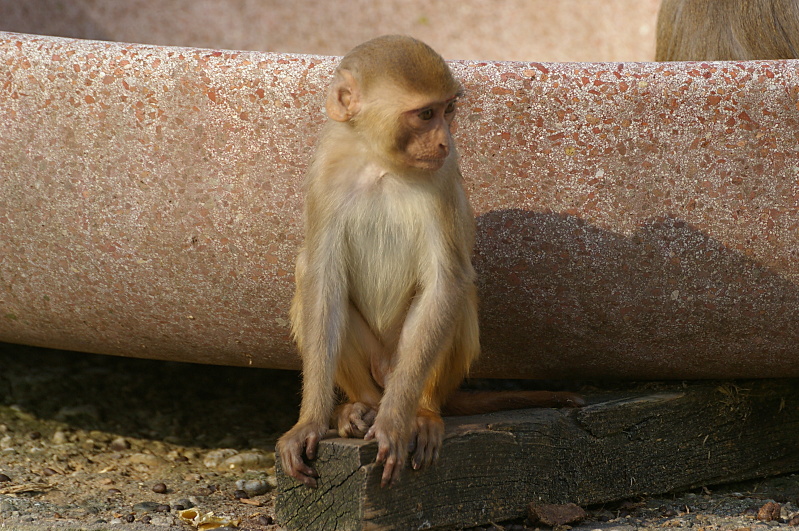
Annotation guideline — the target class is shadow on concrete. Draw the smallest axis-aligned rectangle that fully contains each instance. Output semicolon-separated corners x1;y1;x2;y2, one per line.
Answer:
474;209;799;379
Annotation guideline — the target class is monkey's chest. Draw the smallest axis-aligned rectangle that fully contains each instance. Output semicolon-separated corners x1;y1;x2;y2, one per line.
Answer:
344;188;435;331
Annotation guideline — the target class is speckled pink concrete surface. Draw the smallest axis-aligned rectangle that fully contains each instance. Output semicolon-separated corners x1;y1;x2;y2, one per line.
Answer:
1;32;799;378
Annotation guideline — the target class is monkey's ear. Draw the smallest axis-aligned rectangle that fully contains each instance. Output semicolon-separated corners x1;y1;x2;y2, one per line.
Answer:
325;69;362;122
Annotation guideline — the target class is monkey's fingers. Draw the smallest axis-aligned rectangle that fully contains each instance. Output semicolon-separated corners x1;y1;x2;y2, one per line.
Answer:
286;453;319;488
365;426;407;487
277;423;327;488
410;411;444;470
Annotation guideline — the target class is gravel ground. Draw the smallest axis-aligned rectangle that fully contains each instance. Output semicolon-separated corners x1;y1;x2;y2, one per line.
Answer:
1;342;799;530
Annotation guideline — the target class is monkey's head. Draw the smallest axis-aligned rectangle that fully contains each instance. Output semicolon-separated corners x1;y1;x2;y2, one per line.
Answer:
325;35;463;173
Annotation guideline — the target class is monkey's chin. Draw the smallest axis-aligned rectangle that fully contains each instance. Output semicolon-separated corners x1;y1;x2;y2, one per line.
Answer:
409;158;446;172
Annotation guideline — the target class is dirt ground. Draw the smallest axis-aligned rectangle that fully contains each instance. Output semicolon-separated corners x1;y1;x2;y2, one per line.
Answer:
2;342;799;531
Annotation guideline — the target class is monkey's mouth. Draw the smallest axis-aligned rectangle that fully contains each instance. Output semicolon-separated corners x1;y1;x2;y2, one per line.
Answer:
412;157;446;171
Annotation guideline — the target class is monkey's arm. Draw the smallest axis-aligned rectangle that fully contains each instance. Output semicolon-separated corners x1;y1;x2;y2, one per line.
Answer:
366;251;468;487
277;218;349;488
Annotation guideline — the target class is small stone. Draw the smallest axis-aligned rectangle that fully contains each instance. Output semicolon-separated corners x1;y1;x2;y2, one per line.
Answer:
140;515;151;524
128;453;162;467
235;478;271;496
172;498;194;510
109;437;131;451
155;504;171;512
125;514;135;523
218;450;275;472
149;515;174;527
52;431;68;445
257;515;274;525
42;467;57;476
233;489;249;499
529;502;587;527
107;488;122;495
203;448;239;469
29;431;41;440
152;482;168;494
133;501;161;513
758;501;782;522
0;473;11;482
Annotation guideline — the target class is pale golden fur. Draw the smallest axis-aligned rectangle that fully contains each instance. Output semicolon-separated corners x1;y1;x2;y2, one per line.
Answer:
656;0;799;61
278;35;478;488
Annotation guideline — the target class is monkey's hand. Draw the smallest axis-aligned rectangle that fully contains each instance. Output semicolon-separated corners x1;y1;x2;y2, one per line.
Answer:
409;408;444;471
335;402;377;438
364;416;410;488
276;422;327;488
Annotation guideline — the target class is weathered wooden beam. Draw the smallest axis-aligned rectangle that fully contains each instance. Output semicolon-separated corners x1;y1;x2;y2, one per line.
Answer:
275;380;799;530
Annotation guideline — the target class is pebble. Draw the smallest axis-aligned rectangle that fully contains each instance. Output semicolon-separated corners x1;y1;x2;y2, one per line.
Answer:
52;430;68;444
0;473;11;482
202;448;238;468
172;498;194;510
132;501;161;513
257;515;274;525
218;450;275;472
155;504;171;512
233;489;249;499
235;478;271;496
42;467;57;476
128;453;162;467
149;515;175;527
29;431;41;440
109;437;130;451
152;482;168;494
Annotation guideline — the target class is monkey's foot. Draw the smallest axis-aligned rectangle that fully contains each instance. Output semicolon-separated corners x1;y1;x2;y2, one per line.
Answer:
335;402;377;438
409;408;444;471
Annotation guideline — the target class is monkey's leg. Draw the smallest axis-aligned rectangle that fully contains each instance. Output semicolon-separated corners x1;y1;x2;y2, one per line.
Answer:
333;303;384;438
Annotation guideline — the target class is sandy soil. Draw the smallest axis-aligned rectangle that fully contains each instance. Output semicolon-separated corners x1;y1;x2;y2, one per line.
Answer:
1;343;799;530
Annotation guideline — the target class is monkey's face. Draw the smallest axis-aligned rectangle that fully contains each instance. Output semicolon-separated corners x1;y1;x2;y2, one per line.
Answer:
394;95;458;172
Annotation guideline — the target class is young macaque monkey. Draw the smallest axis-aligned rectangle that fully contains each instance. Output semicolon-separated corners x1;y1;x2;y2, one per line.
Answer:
277;35;582;489
656;0;799;61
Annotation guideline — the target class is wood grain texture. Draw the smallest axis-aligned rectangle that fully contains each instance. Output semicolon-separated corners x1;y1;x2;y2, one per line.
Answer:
276;380;799;530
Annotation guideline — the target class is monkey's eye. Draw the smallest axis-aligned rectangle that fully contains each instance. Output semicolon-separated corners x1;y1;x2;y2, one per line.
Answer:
445;101;457;114
418;109;434;121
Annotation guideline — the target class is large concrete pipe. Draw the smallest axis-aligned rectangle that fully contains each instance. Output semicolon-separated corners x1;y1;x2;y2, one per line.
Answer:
1;32;798;378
